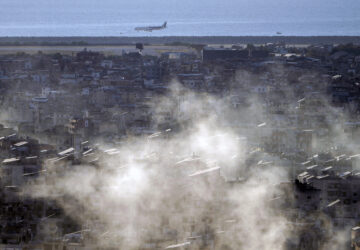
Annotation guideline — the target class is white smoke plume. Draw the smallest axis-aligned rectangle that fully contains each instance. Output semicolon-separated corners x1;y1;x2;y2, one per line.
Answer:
23;82;299;249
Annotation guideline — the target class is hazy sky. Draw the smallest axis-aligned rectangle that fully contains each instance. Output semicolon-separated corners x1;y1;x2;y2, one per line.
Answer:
2;0;360;22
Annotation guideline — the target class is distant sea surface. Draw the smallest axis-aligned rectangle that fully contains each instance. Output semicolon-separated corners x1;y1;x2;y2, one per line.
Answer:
1;0;360;37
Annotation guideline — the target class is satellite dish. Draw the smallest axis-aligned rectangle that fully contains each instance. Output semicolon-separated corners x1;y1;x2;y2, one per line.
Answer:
48;223;58;235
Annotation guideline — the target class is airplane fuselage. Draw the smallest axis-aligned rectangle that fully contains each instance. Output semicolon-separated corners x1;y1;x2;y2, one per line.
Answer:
135;22;167;32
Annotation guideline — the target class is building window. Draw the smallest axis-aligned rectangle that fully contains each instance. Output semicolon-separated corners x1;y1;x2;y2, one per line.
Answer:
343;199;351;205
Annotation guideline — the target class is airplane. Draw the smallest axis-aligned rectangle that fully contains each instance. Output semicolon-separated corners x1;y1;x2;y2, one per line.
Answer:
135;21;167;32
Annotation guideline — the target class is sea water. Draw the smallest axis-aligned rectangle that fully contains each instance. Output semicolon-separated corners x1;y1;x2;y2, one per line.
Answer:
0;0;359;36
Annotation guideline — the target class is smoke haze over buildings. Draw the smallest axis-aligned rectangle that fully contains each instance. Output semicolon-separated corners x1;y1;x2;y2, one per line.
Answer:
20;83;295;249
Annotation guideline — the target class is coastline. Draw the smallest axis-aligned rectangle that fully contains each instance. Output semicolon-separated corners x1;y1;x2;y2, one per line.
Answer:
0;36;360;46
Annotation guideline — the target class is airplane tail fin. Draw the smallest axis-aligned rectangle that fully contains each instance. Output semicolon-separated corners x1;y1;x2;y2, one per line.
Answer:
163;22;167;28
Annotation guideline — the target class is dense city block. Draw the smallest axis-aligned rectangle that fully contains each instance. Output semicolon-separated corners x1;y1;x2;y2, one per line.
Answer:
1;42;360;249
